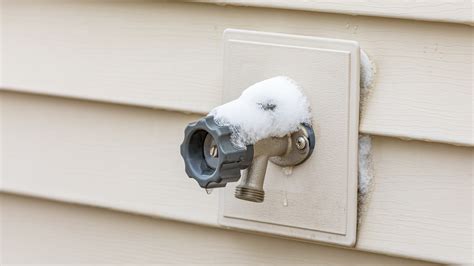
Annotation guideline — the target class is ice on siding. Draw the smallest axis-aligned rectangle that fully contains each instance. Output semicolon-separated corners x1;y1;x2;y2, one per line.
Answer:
358;135;374;197
358;50;376;199
360;49;376;91
209;76;312;149
357;50;376;222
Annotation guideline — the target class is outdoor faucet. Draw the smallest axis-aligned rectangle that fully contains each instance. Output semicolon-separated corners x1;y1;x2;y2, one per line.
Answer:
180;115;315;203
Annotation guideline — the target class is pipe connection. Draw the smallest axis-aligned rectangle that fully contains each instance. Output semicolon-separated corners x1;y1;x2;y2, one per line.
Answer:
180;116;315;203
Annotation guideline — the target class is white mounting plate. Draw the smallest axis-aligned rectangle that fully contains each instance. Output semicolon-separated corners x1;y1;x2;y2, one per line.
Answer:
218;29;360;246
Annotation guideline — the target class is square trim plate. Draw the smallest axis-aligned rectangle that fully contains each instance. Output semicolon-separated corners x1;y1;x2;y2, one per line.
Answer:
219;29;360;246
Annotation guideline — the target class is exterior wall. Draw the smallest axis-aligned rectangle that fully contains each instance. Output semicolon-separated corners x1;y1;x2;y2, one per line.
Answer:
0;193;437;265
200;0;474;25
0;91;471;264
1;0;472;146
0;0;472;264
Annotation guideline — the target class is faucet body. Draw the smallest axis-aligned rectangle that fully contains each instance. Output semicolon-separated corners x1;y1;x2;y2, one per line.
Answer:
181;116;315;203
235;137;289;202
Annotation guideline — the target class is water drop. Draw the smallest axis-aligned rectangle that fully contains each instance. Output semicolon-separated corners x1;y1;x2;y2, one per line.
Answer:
345;23;350;29
282;166;293;176
282;191;288;207
205;188;213;195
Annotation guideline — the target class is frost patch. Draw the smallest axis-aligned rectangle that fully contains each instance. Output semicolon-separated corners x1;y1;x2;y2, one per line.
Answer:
357;134;375;224
349;50;377;224
359;49;376;116
358;50;376;221
209;76;312;149
360;49;376;92
358;135;374;197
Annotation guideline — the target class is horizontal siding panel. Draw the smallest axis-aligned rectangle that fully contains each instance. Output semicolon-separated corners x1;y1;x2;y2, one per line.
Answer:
358;136;473;264
1;0;472;146
0;92;471;264
0;193;434;264
203;0;474;25
0;92;219;226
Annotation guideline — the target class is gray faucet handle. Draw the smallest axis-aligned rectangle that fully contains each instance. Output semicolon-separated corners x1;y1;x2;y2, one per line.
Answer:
180;116;254;189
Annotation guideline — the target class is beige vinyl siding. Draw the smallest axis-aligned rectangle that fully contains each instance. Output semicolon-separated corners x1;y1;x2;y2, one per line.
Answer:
1;0;472;264
1;0;472;146
0;91;471;264
200;0;474;25
0;193;438;264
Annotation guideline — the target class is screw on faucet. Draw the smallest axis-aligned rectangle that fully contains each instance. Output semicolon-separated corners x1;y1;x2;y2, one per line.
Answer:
296;136;307;150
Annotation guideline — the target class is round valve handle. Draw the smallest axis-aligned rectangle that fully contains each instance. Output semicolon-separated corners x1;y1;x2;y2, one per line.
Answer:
180;116;254;189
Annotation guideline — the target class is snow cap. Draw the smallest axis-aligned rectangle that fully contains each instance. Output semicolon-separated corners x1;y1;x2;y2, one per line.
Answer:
209;76;312;148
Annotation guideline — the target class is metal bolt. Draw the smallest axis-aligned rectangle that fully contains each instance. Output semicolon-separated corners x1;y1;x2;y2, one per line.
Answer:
210;144;218;158
295;136;307;150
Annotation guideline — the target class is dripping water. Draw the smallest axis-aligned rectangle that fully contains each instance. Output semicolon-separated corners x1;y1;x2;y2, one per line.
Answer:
282;191;288;207
282;166;293;176
281;166;293;207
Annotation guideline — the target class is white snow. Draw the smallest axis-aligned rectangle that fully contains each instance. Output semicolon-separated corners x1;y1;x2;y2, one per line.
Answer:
209;76;312;148
360;49;375;91
358;50;376;202
357;134;375;223
357;51;376;221
358;134;374;196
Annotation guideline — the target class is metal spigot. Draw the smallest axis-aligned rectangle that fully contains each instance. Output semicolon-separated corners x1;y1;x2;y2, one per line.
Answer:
180;116;315;202
235;126;314;202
